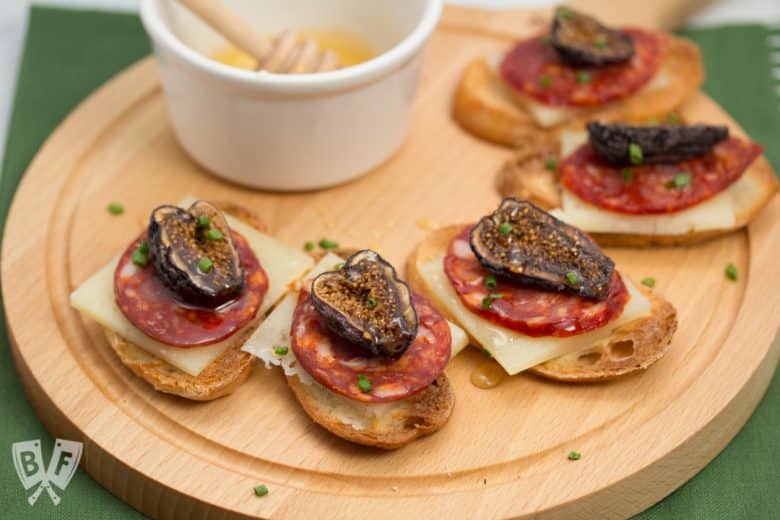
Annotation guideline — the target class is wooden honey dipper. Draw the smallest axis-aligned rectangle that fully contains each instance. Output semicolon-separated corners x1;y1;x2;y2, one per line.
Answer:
177;0;340;73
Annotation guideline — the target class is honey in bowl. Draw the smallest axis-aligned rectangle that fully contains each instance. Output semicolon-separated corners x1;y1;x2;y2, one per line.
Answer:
212;28;376;70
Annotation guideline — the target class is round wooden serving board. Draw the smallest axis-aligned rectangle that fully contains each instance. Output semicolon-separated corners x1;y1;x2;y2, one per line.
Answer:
3;6;779;519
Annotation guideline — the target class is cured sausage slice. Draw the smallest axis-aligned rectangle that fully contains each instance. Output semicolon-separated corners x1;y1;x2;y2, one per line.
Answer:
291;291;451;403
444;227;628;337
114;231;267;347
500;29;663;107
560;137;763;214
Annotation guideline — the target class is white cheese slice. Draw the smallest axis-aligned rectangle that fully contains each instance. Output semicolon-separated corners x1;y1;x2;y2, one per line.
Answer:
559;130;588;157
417;257;651;375
553;185;737;235
243;254;470;381
70;203;314;376
488;52;669;128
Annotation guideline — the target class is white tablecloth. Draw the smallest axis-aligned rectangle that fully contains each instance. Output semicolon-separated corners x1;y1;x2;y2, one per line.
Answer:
1;0;779;168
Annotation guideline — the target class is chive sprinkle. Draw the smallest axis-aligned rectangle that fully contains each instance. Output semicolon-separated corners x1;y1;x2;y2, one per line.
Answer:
198;256;213;273
334;262;345;270
725;263;738;281
481;348;492;359
558;7;572;19
621;168;634;183
366;297;378;309
197;215;210;228
485;274;497;289
629;143;644;165
274;345;289;356
254;485;269;497
594;36;608;49
545;157;558;171
204;228;223;240
481;293;504;310
498;221;512;235
304;240;315;252
667;112;681;126
567;451;582;461
641;277;656;288
666;172;691;190
107;202;124;215
566;271;578;286
576;71;591;84
357;374;372;393
131;241;149;267
318;238;339;249
539;75;552;89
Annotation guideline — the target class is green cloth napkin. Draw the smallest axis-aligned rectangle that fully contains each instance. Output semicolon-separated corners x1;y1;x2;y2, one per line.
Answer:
0;7;777;519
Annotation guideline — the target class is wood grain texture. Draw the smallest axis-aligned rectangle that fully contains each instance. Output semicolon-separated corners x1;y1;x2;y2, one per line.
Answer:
2;6;778;520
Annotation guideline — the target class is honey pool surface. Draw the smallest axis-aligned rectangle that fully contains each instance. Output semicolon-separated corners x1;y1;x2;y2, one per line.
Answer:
212;28;376;70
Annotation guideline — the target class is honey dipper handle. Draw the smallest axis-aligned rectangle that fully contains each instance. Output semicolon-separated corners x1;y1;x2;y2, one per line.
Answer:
177;0;271;62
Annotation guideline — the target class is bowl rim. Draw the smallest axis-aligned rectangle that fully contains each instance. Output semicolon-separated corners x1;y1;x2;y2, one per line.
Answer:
140;0;442;95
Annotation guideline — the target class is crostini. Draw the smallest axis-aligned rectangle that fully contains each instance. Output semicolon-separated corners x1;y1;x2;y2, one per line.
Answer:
498;122;778;246
70;198;313;400
453;7;702;147
408;198;677;382
244;251;469;449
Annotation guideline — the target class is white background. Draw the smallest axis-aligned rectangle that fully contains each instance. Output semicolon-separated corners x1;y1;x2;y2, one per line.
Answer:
1;0;779;168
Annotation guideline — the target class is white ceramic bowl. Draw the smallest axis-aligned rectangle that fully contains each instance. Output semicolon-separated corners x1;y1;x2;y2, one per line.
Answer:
140;0;442;191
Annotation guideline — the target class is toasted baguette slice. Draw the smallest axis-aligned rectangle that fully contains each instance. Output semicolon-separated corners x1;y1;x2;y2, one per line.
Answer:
453;34;702;147
407;226;677;382
287;374;454;450
102;202;267;401
496;140;779;247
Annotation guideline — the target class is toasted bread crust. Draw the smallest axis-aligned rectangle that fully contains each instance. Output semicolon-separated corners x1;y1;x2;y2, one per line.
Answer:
497;141;779;247
103;202;267;400
104;327;256;401
453;35;703;147
287;374;454;449
407;225;677;382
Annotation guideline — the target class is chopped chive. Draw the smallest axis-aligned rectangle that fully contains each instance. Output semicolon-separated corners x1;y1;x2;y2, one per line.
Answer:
594;36;608;49
620;168;634;183
566;271;578;286
558;7;572;19
646;118;659;125
481;293;504;310
481;348;492;359
545;157;558;171
576;71;591;84
666;172;691;190
725;263;738;281
318;238;339;250
334;262;345;270
539;75;552;89
567;451;581;461
197;215;210;228
357;374;372;392
667;112;681;126
304;240;315;252
198;256;213;273
498;222;512;235
629;143;643;165
138;240;149;255
254;484;269;497
107;202;124;215
274;345;289;356
130;248;149;267
366;297;378;309
204;228;224;240
641;277;656;288
485;274;497;289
